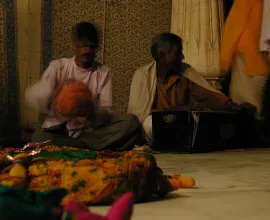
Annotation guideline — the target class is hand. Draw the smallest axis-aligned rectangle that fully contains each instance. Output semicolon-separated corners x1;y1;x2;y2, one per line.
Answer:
224;101;256;115
224;100;241;112
238;102;256;110
238;102;257;116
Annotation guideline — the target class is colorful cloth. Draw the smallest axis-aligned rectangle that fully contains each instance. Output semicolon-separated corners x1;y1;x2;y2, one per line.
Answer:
28;147;157;204
0;186;66;220
0;185;134;220
0;144;195;205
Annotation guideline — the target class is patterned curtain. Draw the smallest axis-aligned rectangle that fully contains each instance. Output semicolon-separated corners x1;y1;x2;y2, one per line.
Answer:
0;0;20;143
17;0;49;129
41;0;172;114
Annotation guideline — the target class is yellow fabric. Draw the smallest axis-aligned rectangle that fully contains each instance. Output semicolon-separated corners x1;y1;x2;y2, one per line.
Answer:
28;150;154;204
0;145;196;205
220;0;270;75
0;153;30;188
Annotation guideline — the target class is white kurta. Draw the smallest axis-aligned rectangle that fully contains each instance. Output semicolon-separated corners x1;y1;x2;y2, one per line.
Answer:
229;56;268;120
25;57;112;130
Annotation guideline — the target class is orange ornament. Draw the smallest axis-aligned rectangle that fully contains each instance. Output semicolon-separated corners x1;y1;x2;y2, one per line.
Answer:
54;81;94;118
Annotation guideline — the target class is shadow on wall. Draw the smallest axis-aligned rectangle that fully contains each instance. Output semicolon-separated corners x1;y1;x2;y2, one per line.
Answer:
0;0;20;146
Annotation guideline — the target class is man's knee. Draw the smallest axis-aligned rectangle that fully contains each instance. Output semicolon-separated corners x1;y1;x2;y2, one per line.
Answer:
32;127;86;148
117;114;141;133
122;113;140;131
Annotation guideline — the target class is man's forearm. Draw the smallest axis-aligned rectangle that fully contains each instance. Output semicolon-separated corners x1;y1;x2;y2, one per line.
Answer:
99;106;114;113
164;106;190;112
151;106;189;113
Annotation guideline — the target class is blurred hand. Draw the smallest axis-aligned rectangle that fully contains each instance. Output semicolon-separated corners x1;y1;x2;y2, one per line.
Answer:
224;101;256;116
238;102;257;116
224;100;241;112
238;102;256;110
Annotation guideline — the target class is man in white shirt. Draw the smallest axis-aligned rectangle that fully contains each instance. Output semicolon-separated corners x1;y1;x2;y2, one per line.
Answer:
26;22;140;151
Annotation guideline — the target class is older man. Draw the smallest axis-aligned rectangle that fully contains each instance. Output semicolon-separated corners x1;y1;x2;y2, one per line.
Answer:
26;22;140;151
128;33;242;145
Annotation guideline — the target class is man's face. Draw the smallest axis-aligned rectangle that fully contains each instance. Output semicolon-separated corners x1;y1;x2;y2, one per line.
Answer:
164;45;184;71
74;39;98;66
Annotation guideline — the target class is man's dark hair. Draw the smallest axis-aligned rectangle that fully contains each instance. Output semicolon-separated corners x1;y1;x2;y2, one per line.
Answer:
151;33;183;62
71;21;99;45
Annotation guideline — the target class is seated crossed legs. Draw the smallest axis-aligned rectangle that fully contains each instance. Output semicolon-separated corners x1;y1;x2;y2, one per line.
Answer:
31;81;141;151
26;22;141;151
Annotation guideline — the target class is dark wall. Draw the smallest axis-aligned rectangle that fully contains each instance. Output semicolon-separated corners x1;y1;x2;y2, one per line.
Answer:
223;0;234;20
220;0;234;96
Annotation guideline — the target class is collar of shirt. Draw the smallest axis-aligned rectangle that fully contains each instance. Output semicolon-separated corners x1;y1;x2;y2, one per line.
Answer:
157;74;180;90
72;56;97;72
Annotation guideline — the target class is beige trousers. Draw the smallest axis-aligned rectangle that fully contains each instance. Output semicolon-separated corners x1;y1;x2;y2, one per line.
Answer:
230;56;269;120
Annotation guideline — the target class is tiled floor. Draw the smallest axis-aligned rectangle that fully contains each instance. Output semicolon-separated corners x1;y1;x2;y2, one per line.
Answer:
91;149;270;220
